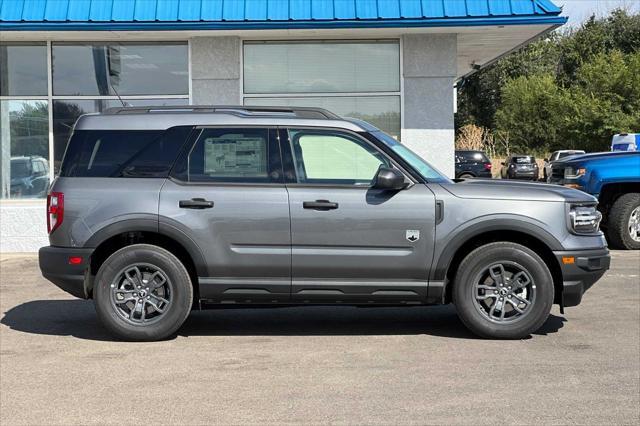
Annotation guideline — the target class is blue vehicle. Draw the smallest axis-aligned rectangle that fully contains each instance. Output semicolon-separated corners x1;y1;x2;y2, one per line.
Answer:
550;151;640;249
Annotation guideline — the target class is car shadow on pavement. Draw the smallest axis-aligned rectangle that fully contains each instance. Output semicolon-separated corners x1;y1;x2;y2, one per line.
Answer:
1;300;566;342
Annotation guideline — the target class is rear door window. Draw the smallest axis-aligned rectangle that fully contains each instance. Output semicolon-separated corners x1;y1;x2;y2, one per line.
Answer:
60;127;192;177
172;128;282;183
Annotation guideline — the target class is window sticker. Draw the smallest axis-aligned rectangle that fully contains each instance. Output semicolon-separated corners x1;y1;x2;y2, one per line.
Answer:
204;137;266;176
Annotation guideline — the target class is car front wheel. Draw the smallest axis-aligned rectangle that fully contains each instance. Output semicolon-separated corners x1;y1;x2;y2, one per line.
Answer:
94;244;193;341
606;193;640;250
453;242;554;339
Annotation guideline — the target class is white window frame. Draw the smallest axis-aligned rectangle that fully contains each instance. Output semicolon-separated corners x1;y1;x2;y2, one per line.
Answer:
0;40;192;204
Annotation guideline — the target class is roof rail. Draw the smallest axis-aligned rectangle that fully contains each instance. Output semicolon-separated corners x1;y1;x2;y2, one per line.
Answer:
102;105;341;120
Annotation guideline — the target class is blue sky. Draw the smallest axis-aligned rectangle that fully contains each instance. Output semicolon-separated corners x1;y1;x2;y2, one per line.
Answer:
558;0;640;25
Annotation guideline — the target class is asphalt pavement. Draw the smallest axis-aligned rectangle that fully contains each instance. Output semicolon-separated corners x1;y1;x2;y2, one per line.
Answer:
1;251;638;425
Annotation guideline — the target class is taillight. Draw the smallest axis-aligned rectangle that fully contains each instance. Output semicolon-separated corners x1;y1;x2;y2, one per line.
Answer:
47;192;64;234
484;163;492;170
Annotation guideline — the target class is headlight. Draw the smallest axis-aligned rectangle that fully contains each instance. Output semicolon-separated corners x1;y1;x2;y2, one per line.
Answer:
568;204;602;234
564;167;586;179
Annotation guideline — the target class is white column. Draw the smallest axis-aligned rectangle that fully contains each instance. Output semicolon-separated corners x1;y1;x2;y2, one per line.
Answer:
401;34;457;178
190;37;241;105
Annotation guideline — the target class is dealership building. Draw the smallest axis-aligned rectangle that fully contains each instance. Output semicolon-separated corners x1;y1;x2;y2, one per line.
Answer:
0;0;566;251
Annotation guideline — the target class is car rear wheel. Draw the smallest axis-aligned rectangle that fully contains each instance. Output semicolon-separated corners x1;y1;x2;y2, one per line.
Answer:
94;244;193;341
606;193;640;250
459;173;474;179
453;242;554;339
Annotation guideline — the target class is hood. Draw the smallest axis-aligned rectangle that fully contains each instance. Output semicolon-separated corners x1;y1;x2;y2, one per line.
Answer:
443;179;596;203
556;151;639;165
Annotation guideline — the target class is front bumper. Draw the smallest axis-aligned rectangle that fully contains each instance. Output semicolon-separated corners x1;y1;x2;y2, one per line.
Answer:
554;248;610;307
39;246;94;299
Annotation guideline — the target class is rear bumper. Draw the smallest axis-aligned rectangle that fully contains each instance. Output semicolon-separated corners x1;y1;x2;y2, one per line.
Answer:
554;248;610;307
39;246;94;299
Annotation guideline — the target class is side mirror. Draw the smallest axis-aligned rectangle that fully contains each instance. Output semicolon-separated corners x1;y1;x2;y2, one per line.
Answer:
372;167;407;190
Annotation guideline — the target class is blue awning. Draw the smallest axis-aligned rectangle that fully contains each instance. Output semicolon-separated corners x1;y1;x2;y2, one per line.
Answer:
0;0;566;31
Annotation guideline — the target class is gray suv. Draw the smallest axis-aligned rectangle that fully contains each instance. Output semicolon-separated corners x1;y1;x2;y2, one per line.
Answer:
39;106;610;341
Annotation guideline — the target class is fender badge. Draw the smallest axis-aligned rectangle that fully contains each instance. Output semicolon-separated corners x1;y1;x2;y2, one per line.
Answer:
406;230;420;242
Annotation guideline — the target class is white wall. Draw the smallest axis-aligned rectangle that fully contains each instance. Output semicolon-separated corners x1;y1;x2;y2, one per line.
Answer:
0;203;48;252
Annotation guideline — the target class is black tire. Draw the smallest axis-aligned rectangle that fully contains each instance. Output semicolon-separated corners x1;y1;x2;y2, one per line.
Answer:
453;242;554;339
94;244;193;341
606;193;640;250
459;173;475;179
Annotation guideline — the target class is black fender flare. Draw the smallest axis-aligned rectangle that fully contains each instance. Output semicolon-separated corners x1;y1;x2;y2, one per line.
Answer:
430;217;564;283
84;216;208;277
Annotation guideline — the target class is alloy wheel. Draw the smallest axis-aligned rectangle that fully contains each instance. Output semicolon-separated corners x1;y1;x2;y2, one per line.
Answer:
629;206;640;243
472;262;536;323
110;263;172;325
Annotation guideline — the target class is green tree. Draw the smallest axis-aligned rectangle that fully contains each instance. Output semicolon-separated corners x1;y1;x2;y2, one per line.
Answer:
457;8;640;153
495;50;640;153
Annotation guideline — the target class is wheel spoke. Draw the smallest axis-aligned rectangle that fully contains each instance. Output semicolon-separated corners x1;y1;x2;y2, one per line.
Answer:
489;264;506;286
499;303;507;320
130;299;143;320
124;266;143;287
149;271;167;289
506;298;526;314
114;290;137;304
511;293;531;306
476;293;497;301
147;295;167;313
512;271;531;290
139;301;146;322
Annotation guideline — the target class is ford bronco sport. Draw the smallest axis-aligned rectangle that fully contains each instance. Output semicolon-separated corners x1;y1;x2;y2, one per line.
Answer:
39;106;610;341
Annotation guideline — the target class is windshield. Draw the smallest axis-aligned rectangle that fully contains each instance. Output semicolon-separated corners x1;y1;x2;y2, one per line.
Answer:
558;151;584;159
371;131;451;183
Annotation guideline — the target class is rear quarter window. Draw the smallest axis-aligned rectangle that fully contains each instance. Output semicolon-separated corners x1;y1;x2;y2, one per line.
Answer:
457;151;489;162
60;127;192;177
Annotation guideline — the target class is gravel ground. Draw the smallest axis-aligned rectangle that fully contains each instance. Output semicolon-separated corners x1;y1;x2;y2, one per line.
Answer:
1;250;638;425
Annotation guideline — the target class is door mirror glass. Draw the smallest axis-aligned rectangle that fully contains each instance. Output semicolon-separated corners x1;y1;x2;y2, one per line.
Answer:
372;167;407;190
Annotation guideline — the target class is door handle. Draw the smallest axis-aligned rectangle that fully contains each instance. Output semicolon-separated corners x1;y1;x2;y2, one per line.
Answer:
179;198;214;209
303;200;339;210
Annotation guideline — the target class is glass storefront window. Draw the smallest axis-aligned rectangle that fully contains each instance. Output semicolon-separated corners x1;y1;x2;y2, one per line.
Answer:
0;100;50;199
243;41;400;94
245;96;401;139
52;43;189;96
0;43;48;96
53;98;189;171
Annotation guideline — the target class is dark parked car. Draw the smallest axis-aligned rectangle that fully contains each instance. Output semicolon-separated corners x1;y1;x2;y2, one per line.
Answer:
39;106;609;341
10;156;50;198
455;150;492;179
543;150;585;182
500;155;539;180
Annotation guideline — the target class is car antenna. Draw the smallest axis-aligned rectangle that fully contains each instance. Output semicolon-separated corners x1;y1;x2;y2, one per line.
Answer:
110;83;129;107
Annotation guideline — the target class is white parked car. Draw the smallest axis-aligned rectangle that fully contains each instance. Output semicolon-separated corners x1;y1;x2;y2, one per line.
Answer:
543;150;585;182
